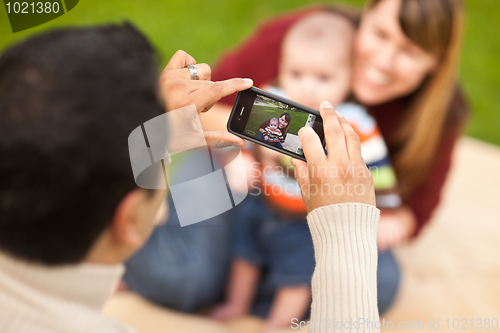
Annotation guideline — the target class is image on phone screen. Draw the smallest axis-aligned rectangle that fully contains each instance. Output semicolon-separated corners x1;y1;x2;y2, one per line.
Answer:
243;94;317;156
228;87;325;161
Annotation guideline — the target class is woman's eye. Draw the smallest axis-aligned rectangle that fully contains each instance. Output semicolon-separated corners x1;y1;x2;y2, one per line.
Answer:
372;27;386;39
318;75;331;82
403;46;419;57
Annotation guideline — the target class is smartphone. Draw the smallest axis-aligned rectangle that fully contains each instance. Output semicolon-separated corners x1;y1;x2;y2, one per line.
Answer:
227;87;325;161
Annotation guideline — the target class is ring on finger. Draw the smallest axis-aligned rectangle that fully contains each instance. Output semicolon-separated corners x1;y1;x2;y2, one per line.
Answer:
186;64;199;80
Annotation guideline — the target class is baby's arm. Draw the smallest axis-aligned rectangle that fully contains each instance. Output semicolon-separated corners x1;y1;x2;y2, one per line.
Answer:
262;285;311;333
263;127;271;141
209;259;260;320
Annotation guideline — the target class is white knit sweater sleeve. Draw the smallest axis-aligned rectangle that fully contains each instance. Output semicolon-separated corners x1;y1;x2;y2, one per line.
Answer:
307;203;380;333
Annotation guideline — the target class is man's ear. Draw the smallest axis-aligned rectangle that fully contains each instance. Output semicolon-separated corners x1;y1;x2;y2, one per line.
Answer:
111;189;146;250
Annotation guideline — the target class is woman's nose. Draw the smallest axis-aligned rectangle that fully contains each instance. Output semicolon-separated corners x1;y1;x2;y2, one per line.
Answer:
372;43;397;72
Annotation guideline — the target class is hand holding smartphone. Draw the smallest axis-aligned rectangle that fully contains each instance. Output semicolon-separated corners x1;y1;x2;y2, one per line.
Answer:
227;87;326;161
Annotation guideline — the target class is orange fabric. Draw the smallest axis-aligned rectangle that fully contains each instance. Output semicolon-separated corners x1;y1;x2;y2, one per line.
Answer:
352;125;381;143
259;177;307;214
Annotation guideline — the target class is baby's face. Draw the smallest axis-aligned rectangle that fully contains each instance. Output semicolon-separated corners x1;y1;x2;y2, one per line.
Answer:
279;42;351;109
269;120;278;130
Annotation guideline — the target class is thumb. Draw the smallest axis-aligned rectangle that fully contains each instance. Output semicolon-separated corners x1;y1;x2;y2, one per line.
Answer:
215;78;253;98
204;131;246;148
192;78;253;113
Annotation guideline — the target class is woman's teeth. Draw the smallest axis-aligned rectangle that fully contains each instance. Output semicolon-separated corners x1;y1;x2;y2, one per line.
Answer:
365;66;390;85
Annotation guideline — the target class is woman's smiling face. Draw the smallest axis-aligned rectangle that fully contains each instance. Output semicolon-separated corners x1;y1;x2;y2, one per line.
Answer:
278;115;288;128
352;0;439;106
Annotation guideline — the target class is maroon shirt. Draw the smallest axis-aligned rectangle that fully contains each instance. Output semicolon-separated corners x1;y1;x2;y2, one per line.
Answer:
212;9;469;237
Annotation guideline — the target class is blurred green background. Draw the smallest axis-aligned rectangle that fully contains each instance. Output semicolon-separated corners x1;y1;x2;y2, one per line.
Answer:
1;0;498;146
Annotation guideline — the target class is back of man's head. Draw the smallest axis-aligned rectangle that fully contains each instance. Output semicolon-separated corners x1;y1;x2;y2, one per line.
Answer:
0;23;164;265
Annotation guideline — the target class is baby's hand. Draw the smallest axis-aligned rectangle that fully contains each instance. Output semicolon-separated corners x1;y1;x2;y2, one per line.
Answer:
264;135;269;141
377;217;406;252
377;206;416;252
209;302;247;321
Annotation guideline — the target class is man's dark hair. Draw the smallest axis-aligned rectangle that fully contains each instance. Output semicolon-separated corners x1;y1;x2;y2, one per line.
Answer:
0;23;164;265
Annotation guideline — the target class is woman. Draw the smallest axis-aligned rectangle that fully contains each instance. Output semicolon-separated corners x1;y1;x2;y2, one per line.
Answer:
256;112;291;148
125;0;468;319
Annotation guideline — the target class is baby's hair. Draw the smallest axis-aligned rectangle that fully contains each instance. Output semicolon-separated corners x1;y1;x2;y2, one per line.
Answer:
270;118;279;124
281;11;355;57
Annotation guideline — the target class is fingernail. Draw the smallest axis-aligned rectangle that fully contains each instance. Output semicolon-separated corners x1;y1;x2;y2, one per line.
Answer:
321;100;333;109
335;111;343;118
242;78;253;85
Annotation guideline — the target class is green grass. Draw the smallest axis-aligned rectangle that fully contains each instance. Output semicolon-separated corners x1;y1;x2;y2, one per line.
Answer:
287;112;310;134
0;0;498;146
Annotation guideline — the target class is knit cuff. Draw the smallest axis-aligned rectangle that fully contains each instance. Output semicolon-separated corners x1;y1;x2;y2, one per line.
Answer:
307;203;380;332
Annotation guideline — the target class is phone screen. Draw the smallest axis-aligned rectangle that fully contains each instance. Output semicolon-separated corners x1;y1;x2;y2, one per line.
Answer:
229;88;325;160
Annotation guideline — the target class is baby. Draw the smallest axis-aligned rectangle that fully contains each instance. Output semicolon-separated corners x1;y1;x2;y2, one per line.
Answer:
211;11;400;333
261;118;284;143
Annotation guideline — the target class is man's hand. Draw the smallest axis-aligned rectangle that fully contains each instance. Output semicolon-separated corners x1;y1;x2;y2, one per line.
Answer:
291;101;376;213
159;50;251;148
159;50;253;113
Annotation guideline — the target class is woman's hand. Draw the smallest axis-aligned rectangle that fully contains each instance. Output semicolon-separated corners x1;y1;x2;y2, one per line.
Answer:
159;50;253;113
291;101;376;212
377;205;417;252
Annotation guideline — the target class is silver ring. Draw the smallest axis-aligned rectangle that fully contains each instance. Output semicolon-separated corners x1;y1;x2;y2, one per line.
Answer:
186;64;199;80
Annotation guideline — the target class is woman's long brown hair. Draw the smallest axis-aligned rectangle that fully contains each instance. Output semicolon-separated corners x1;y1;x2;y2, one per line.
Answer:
365;0;465;198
